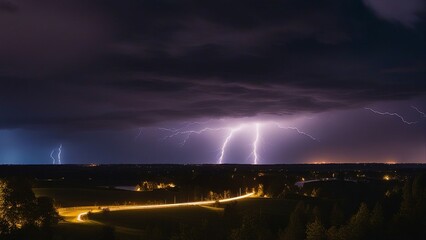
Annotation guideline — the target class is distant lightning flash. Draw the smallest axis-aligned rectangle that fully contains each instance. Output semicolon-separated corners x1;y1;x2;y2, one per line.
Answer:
252;123;260;165
134;128;143;141
412;106;426;118
158;121;209;139
159;121;317;164
273;123;318;141
160;126;230;146
180;128;228;146
218;125;243;164
365;107;417;125
50;144;62;165
50;150;56;164
57;144;62;165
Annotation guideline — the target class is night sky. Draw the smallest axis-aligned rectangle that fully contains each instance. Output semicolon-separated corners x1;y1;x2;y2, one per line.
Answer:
0;0;425;164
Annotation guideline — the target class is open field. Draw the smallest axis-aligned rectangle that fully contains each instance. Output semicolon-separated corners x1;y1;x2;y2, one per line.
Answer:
33;187;180;207
90;198;296;228
52;205;222;240
85;198;299;239
51;221;148;240
91;205;222;229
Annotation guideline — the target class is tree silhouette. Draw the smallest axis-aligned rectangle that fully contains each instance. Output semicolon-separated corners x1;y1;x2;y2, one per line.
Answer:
306;218;326;240
330;204;344;227
0;178;60;239
35;197;60;228
393;174;426;239
230;212;273;240
341;203;370;240
0;178;38;234
280;202;307;240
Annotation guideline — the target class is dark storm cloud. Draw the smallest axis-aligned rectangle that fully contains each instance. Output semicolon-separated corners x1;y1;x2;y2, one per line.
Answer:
363;0;425;26
0;0;111;76
0;0;425;130
0;1;18;13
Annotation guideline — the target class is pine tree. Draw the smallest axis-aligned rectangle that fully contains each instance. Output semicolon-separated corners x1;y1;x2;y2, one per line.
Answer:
281;202;307;240
330;204;344;226
341;203;370;240
306;218;326;240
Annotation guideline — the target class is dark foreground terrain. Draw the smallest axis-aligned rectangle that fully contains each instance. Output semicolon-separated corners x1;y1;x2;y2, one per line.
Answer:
0;164;425;240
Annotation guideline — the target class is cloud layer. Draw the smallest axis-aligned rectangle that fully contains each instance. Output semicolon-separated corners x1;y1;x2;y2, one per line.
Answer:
0;0;425;131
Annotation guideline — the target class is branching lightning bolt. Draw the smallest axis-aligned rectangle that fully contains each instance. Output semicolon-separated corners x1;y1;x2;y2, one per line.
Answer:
160;127;230;146
180;128;230;146
158;127;183;140
365;107;417;125
218;125;243;164
50;144;62;164
159;121;317;165
412;106;426;118
50;150;56;164
158;121;209;139
57;144;62;165
273;123;318;141
252;123;260;165
134;128;143;141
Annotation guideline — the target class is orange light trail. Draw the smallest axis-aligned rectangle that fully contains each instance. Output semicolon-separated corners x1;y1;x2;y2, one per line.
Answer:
58;192;255;223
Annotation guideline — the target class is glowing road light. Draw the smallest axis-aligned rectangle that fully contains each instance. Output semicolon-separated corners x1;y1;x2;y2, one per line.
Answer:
65;192;255;223
218;125;243;164
364;107;416;125
77;212;85;222
412;106;426;118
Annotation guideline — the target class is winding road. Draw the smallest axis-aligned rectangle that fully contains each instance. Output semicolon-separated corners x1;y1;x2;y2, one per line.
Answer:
58;192;255;223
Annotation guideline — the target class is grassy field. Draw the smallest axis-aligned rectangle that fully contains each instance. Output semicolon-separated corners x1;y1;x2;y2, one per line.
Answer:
236;198;298;214
33;187;179;207
52;222;105;240
51;205;225;240
52;222;148;240
84;198;299;239
90;205;222;229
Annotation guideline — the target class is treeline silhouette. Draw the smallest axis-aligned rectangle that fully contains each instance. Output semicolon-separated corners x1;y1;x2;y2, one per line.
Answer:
139;174;426;240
